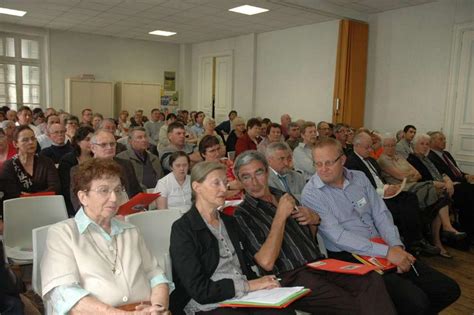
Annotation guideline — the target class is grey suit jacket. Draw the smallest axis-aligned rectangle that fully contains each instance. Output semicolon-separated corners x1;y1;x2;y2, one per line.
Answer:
268;168;306;202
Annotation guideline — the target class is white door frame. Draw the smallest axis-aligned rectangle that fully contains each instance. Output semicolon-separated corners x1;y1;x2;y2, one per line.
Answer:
197;50;234;117
444;22;474;172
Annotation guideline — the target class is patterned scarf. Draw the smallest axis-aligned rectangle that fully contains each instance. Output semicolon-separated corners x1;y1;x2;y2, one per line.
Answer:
11;154;33;190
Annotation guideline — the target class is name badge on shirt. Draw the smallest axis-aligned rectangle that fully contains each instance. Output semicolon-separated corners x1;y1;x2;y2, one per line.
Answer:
355;197;367;209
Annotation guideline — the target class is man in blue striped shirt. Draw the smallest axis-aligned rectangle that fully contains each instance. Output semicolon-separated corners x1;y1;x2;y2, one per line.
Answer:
302;137;460;315
234;150;396;314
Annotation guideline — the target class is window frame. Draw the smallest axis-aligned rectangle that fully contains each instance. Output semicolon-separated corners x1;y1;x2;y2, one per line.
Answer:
0;29;48;110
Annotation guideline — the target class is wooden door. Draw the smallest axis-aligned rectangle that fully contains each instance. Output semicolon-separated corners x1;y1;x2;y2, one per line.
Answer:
333;20;368;128
449;29;474;172
214;55;233;124
90;81;114;118
198;56;213;116
69;80;91;117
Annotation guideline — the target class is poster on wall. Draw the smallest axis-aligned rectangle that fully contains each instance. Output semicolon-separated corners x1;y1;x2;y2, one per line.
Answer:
164;71;176;91
161;91;179;107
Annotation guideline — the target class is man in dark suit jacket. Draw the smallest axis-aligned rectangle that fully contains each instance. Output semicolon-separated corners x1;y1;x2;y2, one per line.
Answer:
428;131;474;242
345;132;439;255
428;132;474;183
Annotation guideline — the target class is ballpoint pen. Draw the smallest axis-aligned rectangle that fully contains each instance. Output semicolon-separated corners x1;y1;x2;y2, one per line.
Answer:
411;263;419;277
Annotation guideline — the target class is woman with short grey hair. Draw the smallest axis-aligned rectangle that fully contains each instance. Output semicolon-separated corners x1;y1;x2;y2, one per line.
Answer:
169;161;292;315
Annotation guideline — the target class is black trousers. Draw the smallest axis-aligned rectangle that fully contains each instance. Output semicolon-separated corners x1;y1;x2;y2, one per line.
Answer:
453;182;474;234
384;191;424;246
329;251;460;315
278;265;396;315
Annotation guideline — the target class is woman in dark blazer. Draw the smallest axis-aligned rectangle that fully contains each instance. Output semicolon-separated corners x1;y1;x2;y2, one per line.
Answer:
169;161;294;315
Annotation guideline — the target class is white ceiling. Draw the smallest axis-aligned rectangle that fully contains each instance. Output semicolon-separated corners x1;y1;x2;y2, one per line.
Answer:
0;0;435;44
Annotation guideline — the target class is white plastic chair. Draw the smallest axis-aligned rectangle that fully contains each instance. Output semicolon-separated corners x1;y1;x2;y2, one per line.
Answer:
125;209;183;281
32;225;51;296
3;196;68;263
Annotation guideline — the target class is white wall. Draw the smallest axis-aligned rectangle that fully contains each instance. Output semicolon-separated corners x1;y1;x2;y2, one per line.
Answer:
365;0;473;134
255;20;339;122
49;30;180;110
189;20;339;122
190;33;256;119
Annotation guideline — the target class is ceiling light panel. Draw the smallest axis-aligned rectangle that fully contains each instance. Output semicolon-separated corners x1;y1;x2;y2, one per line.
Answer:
229;5;269;15
149;30;177;36
0;7;27;16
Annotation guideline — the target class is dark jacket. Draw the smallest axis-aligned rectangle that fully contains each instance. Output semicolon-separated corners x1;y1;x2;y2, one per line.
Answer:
58;151;79;216
428;150;466;183
345;152;384;188
407;153;435;181
169;205;257;314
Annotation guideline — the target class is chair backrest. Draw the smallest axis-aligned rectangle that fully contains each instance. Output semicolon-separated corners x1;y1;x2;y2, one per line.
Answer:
125;209;183;280
3;196;68;251
32;225;51;296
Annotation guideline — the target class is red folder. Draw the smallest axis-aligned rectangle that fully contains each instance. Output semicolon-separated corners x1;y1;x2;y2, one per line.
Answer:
220;288;311;309
353;237;397;272
117;192;160;216
20;191;56;198
307;259;378;275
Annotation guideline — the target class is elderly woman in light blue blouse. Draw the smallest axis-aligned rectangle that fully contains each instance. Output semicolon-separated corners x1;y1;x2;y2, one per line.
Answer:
41;158;173;314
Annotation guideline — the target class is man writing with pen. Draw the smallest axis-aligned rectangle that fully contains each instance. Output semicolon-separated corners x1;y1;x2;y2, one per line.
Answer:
302;137;460;315
233;150;397;315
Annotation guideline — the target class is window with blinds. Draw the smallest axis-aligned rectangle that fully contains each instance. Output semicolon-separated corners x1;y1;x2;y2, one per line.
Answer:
0;33;42;110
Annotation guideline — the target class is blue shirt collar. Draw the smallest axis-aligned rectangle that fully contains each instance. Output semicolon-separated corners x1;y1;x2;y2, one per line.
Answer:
74;208;134;241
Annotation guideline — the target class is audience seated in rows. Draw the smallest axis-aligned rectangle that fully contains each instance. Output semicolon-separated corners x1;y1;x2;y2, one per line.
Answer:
215;110;237;138
199;117;225;156
198;135;242;199
144;108;165;146
396;124;416;158
190;111;205;138
116;127;163;190
159;122;200;173
407;134;473;244
302;137;460;314
70;130;142;212
80;108;93;126
377;134;462;257
40;123;73;164
170;161;293;315
266;142;306;202
158;113;177;150
42;158;172;314
0;126;60;203
225;116;245;153
293;121;317;180
257;122;283;154
235;118;261;157
36;114;60;149
233;150;397;314
345;131;440;256
285;122;302;150
58;125;94;216
154;151;192;210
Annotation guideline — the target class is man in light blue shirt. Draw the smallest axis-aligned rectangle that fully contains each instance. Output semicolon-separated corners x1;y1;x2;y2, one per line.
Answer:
302;137;460;315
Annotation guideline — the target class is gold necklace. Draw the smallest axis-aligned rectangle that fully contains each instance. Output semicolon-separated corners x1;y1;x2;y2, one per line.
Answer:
87;229;119;274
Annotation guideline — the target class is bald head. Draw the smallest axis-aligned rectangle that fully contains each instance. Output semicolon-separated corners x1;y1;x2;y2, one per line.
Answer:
353;132;372;158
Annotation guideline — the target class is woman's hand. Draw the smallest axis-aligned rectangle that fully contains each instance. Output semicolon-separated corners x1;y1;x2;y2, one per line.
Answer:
133;303;170;315
443;177;455;197
248;275;281;291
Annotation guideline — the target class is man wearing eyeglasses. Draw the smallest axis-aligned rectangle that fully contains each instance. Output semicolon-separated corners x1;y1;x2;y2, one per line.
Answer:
40;123;72;164
69;130;142;213
301;137;460;315
233;150;396;315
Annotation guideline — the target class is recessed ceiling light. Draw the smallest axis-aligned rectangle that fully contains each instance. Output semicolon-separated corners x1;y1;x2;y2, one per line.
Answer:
148;30;177;36
229;5;269;15
0;7;27;17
